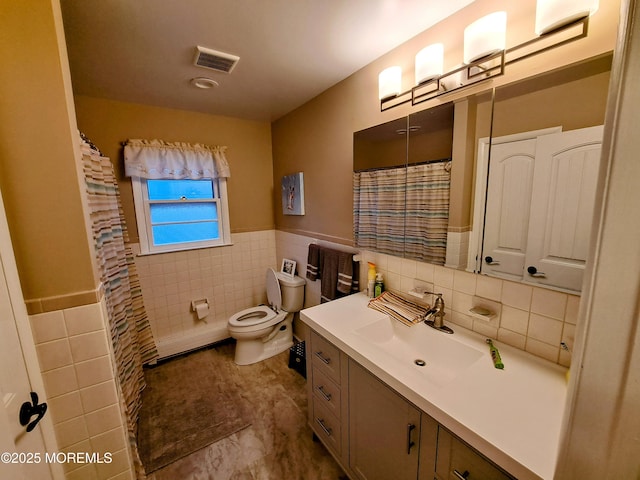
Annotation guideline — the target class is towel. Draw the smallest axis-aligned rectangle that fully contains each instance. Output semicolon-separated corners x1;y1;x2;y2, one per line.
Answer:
306;244;320;281
368;291;429;327
306;244;359;302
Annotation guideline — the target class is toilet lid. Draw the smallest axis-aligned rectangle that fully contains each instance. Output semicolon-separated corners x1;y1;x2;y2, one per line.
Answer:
266;268;282;311
228;305;277;327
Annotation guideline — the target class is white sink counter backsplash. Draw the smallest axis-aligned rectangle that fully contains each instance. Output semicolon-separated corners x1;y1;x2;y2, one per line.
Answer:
275;232;580;367
301;292;568;480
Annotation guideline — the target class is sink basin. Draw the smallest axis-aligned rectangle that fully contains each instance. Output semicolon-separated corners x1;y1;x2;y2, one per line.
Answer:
355;317;483;387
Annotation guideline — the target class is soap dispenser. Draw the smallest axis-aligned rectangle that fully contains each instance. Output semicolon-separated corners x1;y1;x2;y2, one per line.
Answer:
374;273;384;298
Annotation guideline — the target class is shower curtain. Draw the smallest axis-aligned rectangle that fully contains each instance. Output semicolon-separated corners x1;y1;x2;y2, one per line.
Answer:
404;161;450;265
353;165;407;256
354;161;450;265
80;133;158;478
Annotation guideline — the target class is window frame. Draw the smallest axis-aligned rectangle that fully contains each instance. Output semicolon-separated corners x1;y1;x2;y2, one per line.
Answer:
131;176;232;255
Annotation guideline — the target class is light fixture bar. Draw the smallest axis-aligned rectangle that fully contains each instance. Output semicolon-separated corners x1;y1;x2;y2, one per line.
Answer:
380;15;591;112
380;90;413;111
505;16;588;66
413;51;505;106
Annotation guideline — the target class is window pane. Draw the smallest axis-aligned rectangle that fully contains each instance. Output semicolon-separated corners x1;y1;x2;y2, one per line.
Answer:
152;222;219;245
147;179;213;200
150;203;218;224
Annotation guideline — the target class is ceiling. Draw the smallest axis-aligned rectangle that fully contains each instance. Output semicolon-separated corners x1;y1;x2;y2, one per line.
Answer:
60;0;474;122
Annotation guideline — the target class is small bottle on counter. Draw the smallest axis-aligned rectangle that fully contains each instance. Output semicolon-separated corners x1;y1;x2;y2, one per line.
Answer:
367;262;377;298
374;273;384;298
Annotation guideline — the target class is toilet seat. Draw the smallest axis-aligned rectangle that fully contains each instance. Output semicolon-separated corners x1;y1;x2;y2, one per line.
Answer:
228;305;287;333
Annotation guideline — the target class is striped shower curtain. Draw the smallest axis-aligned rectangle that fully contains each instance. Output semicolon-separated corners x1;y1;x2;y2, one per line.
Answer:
354;161;450;264
353;165;407;256
80;134;158;478
404;161;450;264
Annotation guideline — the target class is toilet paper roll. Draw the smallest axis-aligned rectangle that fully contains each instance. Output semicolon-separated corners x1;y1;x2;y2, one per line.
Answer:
195;302;209;320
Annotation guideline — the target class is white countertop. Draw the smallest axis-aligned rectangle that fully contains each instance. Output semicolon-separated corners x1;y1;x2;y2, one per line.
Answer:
300;292;568;480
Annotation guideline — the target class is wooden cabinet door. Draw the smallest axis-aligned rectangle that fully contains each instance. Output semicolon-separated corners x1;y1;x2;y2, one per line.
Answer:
435;428;514;480
349;360;421;480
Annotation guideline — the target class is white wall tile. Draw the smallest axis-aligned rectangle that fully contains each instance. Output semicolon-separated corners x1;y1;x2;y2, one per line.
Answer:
501;282;533;311
36;338;73;371
434;266;454;289
30;311;67;344
531;288;567;320
475;275;502;301
64;303;104;336
501;306;530;335
528;313;563;345
453;270;476;295
42;366;79;398
525;338;560;363
498;328;527;350
565;294;581;325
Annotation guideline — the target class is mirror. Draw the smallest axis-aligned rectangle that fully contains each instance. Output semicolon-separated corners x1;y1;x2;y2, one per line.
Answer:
353;53;611;294
353;103;456;264
472;54;612;293
353;116;409;258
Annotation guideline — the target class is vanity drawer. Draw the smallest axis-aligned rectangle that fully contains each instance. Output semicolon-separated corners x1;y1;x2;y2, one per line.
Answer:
312;398;342;456
435;428;514;480
311;366;341;418
310;331;341;384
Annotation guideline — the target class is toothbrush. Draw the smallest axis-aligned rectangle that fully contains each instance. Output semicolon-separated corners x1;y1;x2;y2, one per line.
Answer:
486;339;504;369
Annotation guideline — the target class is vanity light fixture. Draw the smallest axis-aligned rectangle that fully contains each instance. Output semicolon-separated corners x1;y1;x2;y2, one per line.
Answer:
415;43;444;85
379;0;598;112
536;0;599;35
463;12;507;64
378;66;403;101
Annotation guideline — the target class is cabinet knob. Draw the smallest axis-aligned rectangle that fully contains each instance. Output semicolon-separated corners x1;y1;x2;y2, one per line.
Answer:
485;256;500;265
527;266;546;278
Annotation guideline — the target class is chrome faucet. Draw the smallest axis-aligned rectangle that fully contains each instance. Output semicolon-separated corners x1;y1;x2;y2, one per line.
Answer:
423;293;453;334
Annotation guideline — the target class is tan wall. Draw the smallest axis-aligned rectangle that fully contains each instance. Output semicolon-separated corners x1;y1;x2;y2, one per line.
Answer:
0;0;98;304
272;0;621;245
492;64;611;137
73;96;275;241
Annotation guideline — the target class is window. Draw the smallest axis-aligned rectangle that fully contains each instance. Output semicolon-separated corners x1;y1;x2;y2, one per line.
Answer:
131;177;231;254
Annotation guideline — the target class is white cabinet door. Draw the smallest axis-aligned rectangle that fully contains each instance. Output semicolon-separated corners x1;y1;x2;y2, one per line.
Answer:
482;138;537;280
524;125;603;292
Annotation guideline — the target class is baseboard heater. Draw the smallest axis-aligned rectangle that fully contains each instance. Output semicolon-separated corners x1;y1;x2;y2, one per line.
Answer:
155;323;230;360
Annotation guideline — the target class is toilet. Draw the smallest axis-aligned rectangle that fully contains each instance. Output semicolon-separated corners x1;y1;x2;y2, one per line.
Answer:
227;268;305;365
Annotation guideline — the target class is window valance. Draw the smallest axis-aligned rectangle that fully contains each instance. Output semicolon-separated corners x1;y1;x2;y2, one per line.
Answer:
124;139;231;180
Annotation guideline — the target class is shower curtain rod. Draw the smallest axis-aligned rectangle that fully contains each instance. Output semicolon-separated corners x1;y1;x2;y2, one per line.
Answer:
354;157;451;173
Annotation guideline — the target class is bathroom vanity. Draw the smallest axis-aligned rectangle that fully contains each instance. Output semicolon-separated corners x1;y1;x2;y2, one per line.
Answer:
301;293;568;480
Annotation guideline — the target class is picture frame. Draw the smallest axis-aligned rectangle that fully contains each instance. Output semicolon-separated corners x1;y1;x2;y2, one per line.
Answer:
280;258;296;278
281;172;305;215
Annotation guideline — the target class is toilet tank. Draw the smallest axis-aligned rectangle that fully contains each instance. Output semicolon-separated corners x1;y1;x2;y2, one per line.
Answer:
276;272;306;312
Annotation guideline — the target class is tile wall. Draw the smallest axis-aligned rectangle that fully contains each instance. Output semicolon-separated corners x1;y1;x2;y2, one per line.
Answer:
133;230;277;354
276;231;579;367
29;300;134;480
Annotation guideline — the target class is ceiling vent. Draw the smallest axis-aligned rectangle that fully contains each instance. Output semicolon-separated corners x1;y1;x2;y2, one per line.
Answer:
194;46;240;74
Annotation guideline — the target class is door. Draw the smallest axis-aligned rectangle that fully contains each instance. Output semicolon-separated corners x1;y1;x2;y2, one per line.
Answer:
0;192;58;479
482;138;537;280
525;125;603;291
349;359;421;480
